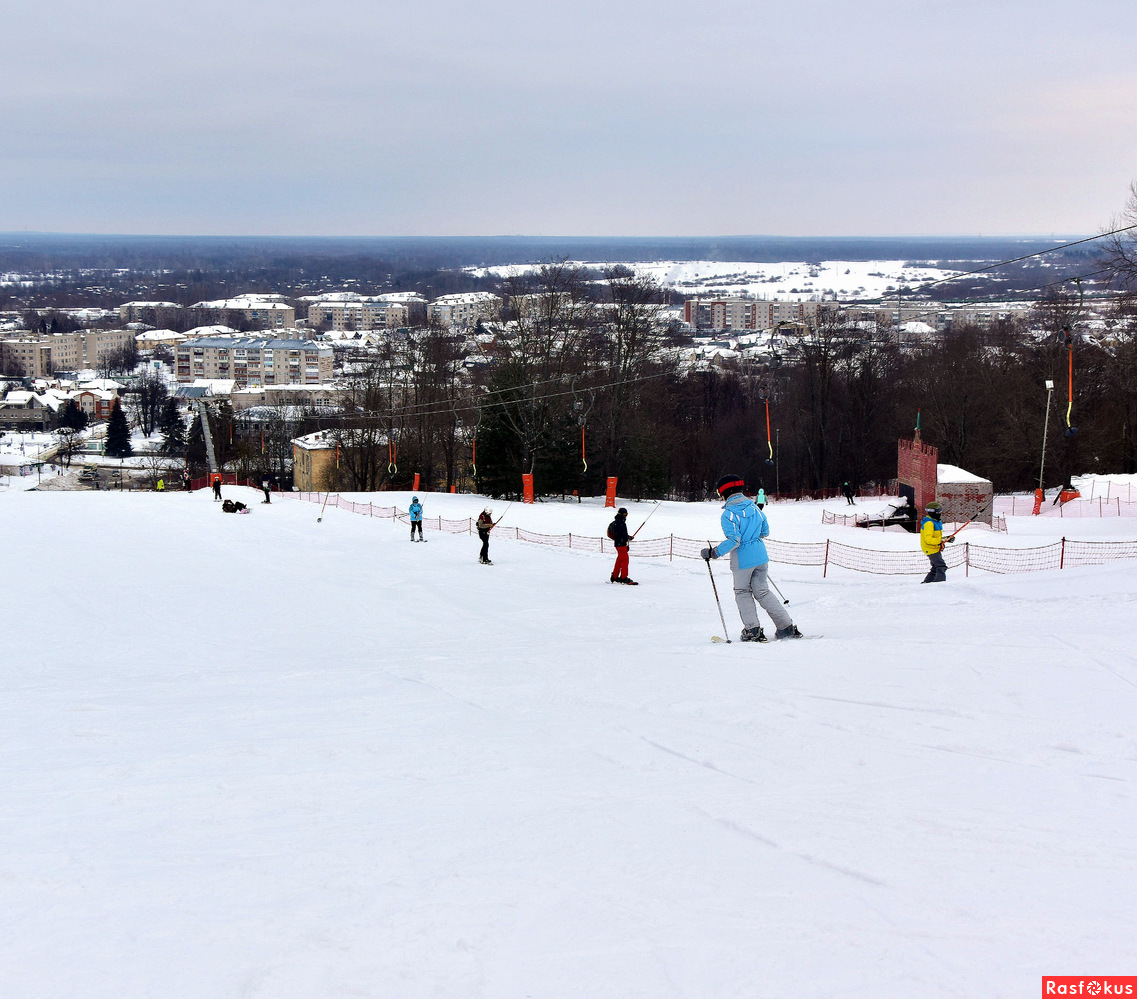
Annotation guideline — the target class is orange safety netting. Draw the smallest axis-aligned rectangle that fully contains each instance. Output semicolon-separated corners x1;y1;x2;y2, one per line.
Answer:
287;493;1137;576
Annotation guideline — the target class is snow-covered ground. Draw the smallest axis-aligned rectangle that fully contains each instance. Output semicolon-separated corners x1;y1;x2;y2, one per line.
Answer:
468;260;963;301
2;485;1135;998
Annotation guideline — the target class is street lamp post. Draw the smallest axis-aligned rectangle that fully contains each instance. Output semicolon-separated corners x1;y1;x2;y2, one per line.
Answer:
1038;379;1055;492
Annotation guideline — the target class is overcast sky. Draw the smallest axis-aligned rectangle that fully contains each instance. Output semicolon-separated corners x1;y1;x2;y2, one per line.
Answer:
3;0;1135;237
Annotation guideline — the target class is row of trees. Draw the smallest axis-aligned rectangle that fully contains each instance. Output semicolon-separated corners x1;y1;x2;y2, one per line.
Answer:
289;259;1137;499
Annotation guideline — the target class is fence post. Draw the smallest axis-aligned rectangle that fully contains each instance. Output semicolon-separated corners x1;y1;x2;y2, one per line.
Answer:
1060;536;1066;569
670;534;673;561
965;541;969;577
823;539;830;578
568;533;572;548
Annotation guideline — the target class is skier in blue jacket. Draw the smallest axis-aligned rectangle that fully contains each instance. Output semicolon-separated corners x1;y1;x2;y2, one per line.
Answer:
701;474;802;643
409;496;424;541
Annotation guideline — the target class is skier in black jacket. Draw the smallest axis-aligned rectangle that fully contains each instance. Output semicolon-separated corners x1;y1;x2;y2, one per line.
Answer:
607;507;637;585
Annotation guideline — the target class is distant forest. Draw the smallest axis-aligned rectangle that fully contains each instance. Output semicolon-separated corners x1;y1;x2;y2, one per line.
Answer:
0;232;1104;313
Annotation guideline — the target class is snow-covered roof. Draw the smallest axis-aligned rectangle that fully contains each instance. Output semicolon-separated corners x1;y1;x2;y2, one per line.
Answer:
937;464;991;485
191;298;292;311
291;430;338;451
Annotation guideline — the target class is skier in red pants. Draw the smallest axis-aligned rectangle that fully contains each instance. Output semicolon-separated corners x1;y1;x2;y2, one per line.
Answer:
607;507;637;585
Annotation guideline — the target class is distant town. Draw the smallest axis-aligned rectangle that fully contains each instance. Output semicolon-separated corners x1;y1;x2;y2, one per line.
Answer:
0;235;1131;499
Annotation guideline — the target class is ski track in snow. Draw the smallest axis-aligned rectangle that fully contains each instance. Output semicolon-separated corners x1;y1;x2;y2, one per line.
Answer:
2;485;1136;998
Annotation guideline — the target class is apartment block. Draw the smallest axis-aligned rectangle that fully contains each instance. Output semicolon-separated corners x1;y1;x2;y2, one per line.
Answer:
175;336;333;387
189;297;295;329
429;292;502;329
683;297;822;331
118;301;184;326
0;329;137;377
307;296;424;331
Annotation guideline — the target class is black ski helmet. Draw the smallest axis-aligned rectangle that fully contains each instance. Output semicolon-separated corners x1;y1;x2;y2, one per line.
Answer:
617;507;628;516
716;474;746;498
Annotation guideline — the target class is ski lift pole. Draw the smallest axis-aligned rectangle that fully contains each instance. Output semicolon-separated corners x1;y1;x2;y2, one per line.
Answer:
631;501;662;538
1064;329;1077;436
764;398;774;466
494;501;515;527
944;500;992;542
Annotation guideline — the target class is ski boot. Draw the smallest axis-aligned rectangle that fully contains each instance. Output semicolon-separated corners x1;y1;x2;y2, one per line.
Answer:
775;624;804;640
740;626;766;643
623;578;638;586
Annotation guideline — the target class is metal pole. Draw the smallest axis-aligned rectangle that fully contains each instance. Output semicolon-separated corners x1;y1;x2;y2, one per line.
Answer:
1038;381;1054;491
705;546;732;643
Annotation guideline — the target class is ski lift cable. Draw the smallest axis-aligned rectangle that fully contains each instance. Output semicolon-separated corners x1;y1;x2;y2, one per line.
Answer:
920;223;1137;291
314;367;675;428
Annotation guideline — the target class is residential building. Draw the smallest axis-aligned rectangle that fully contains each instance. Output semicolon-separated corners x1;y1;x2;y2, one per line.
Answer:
291;431;339;491
307;295;426;331
683;297;823;331
0;329;137;377
429;293;502;329
188;297;296;329
174;336;333;387
118;301;184;326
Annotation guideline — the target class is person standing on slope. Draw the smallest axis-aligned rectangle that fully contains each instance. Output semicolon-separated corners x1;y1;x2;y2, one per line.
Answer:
843;481;855;506
409;495;424;541
607;507;637;585
476;507;495;564
261;475;272;504
701;474;802;643
755;486;767;510
920;500;952;583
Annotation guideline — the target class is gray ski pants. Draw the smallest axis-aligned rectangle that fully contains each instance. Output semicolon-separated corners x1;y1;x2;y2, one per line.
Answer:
731;557;792;632
923;551;947;583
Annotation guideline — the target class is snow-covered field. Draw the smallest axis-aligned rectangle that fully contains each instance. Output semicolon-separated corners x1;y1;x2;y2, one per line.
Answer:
3;486;1136;998
469;259;963;301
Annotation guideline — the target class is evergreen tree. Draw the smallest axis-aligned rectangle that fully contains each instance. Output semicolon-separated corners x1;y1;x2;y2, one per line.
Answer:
104;399;133;458
59;399;89;432
185;413;208;474
160;398;186;454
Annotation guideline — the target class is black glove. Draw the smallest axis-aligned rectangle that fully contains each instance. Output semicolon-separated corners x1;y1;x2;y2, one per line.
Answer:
700;547;717;560
944;536;956;543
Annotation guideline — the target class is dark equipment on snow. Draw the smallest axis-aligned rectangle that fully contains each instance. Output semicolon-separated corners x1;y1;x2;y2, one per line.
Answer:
317;491;331;522
704;541;732;643
855;497;921;533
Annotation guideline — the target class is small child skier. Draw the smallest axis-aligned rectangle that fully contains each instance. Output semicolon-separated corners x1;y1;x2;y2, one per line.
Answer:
701;474;803;643
409;495;424;541
920;500;952;583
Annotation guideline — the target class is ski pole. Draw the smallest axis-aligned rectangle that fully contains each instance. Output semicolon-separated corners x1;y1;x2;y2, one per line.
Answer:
768;574;790;605
705;543;732;643
631;501;662;538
